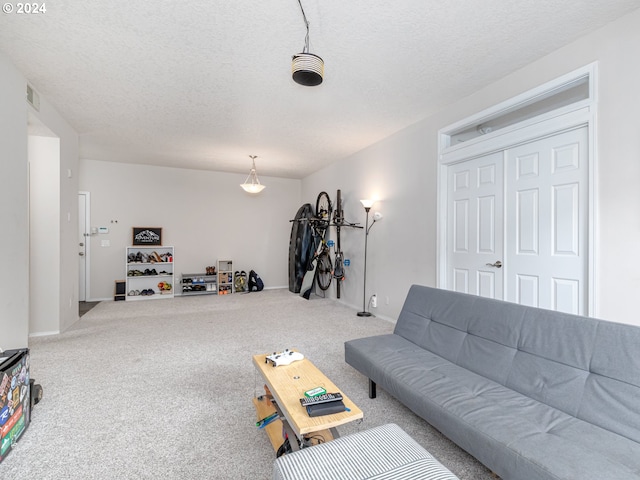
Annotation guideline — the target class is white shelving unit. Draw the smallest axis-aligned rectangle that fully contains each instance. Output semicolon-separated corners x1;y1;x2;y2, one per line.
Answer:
217;260;233;294
181;273;217;296
126;246;174;300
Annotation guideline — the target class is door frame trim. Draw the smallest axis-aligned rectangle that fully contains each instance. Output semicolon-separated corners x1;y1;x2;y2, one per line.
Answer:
79;191;91;302
436;63;598;315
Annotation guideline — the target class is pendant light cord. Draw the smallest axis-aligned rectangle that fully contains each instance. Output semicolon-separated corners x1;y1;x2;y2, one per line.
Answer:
297;0;310;53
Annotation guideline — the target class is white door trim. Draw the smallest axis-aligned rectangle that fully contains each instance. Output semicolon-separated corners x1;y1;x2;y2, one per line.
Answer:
436;63;598;316
79;191;91;302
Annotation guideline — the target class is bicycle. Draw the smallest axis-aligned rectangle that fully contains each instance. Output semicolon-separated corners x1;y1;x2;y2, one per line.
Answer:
314;191;333;291
299;191;333;298
332;189;345;297
330;188;363;298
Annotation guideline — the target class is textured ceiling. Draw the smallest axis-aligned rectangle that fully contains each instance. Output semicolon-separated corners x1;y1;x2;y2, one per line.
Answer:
1;1;639;178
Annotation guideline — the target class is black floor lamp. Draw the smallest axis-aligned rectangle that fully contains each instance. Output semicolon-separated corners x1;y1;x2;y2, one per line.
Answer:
357;199;381;317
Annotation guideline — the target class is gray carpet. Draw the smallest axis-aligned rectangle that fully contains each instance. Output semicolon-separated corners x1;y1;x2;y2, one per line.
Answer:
3;289;494;479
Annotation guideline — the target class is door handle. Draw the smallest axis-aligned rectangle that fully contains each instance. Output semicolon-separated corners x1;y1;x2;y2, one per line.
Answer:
486;260;502;268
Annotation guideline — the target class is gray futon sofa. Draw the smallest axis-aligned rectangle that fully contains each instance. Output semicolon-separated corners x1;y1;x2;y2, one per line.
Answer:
345;285;640;480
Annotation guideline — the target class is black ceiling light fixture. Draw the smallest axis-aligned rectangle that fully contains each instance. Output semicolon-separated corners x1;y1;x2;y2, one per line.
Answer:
292;0;324;87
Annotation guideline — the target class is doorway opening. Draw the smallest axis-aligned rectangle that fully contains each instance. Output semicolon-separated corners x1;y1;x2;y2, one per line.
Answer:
28;114;61;335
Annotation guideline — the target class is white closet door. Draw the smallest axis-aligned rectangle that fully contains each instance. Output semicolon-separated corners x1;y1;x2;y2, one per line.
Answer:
447;151;504;299
446;126;588;313
505;126;588;314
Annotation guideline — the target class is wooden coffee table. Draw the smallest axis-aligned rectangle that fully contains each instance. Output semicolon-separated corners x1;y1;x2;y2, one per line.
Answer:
252;351;363;453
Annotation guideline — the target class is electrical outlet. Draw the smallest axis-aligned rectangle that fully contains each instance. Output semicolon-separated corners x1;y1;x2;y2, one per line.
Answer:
371;294;377;308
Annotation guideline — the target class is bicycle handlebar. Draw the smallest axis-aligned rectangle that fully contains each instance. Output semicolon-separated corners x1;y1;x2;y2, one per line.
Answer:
288;218;362;229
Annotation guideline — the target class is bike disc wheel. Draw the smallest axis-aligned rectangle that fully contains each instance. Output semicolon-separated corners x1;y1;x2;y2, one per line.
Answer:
316;251;332;290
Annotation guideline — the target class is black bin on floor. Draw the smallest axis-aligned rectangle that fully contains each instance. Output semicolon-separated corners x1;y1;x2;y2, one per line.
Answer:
115;280;126;301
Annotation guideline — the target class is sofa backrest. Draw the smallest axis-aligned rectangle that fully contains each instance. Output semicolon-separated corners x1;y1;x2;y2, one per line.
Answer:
394;285;640;443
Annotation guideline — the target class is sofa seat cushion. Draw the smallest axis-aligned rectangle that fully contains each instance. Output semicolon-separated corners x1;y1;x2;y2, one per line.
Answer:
345;335;640;480
272;423;459;480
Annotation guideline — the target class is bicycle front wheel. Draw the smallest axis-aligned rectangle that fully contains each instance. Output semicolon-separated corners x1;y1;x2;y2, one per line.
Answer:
315;191;332;223
316;251;332;291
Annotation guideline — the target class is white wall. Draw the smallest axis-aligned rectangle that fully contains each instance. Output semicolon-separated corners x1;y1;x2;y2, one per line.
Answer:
79;160;300;299
1;52;80;342
28;83;80;335
0;52;29;349
29;136;61;335
303;7;640;326
301;121;436;321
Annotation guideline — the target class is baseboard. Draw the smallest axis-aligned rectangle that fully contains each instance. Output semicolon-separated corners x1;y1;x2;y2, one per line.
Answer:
92;289;286;301
373;313;395;324
29;330;60;338
337;299;395;324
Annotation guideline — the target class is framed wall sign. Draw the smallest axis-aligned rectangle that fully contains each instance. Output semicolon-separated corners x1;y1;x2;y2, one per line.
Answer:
132;227;162;246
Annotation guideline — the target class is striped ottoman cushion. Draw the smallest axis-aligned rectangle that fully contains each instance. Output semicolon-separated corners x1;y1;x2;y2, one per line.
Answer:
272;423;459;480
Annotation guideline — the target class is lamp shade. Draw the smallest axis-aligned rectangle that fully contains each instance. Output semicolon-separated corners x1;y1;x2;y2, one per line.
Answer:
240;183;266;194
292;53;324;86
360;199;375;209
240;156;266;194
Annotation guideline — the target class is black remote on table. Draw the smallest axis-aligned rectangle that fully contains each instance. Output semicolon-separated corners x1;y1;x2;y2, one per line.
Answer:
299;392;343;407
